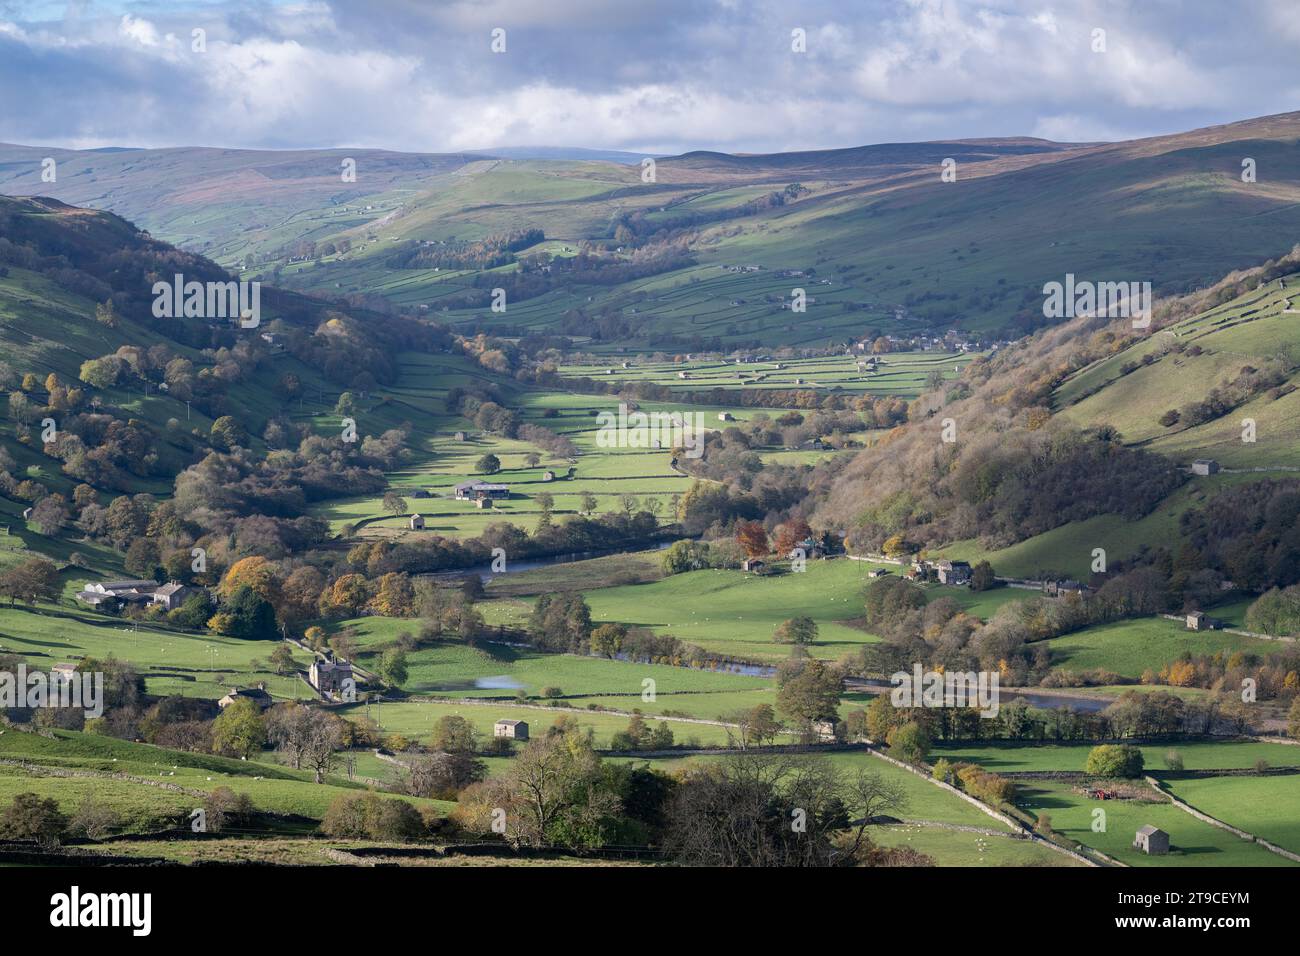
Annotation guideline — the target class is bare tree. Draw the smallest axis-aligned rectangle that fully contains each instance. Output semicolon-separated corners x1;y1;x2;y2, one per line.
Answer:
665;753;907;867
267;704;345;782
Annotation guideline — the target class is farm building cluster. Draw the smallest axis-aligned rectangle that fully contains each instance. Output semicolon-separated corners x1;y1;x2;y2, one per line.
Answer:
75;579;205;612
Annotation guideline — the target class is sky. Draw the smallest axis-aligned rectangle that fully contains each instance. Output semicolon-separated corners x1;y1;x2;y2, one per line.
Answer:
2;0;1298;155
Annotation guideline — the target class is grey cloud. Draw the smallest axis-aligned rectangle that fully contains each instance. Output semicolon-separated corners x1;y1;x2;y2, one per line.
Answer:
0;0;1295;154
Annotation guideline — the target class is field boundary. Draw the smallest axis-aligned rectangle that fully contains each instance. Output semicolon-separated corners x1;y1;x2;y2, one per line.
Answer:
1145;775;1300;864
862;745;1101;866
378;693;754;733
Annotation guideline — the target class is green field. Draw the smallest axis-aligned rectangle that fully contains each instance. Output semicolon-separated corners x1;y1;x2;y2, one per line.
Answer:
580;558;1026;662
0;606;313;702
1043;617;1275;679
871;825;1083;867
1057;273;1300;469
611;749;1017;830
342;698;739;749
329;628;778;721
931;740;1300;772
0;728;449;827
1164;775;1300;854
1013;779;1296;867
558;350;973;400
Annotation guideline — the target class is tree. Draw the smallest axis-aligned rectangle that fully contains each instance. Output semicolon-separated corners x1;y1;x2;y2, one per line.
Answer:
970;560;996;591
1084;743;1145;778
773;616;818;645
7;391;30;427
103;495;148;549
1289;697;1300;742
169;591;213;629
322;793;424;841
211;698;266;758
270;644;296;676
736;520;770;560
475;453;501;474
535;492;555;530
301;713;346;783
124;537;161;578
281;566;327;624
0;792;68;847
431;715;478;754
1246;585;1300;637
406;751;486;799
580;492;597;515
381;491;408;517
321;573;369;618
29;495;69;536
203;786;254;832
589;623;626;658
377;647;408;687
78;356;123;389
94;299;118;328
773;517;813;556
0;557;61;607
662;539;709;574
885;721;931;764
68;795;119;840
664;752;908;867
219;556;280;603
501;730;618;847
220;585;278;640
528;592;592;652
775;658;843;727
368;572;414;617
726;703;783;749
210;415;248;451
266;704;313;768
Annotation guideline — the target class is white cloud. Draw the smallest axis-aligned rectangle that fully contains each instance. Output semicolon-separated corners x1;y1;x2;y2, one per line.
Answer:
118;14;163;47
0;0;1292;154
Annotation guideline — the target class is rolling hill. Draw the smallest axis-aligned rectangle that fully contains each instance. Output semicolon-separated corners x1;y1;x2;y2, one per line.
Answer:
6;112;1300;349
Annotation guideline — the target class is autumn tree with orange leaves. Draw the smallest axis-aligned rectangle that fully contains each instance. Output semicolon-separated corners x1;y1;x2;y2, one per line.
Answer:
736;520;770;560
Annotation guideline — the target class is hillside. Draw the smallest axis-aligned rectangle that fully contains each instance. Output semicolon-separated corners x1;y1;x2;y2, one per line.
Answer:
0;143;484;264
0;194;475;586
1055;272;1300;468
8;112;1300;349
808;244;1300;597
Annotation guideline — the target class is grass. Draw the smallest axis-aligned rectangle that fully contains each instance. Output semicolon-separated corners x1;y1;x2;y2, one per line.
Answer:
328;631;779;721
579;558;1024;663
608;750;1016;830
1043;616;1275;679
340;699;739;749
1164;775;1300;854
0;728;451;826
870;824;1083;866
1013;779;1296;867
308;362;718;540
558;350;973;401
1056;273;1300;469
0;605;313;702
930;740;1300;772
82;838;644;865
